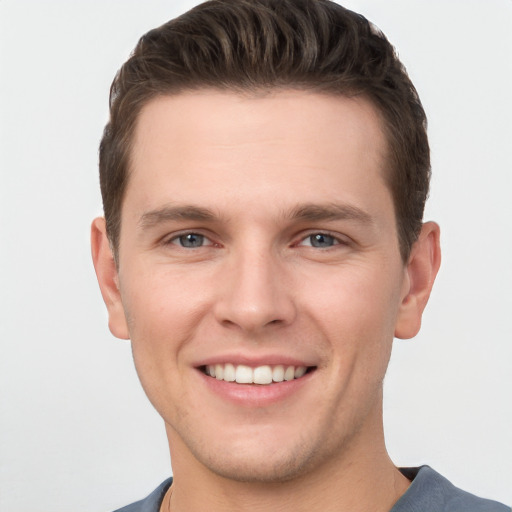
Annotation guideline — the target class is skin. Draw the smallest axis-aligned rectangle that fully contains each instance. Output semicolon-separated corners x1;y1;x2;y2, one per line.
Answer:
92;90;440;512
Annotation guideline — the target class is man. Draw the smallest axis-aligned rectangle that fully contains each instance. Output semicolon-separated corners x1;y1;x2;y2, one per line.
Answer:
91;1;509;511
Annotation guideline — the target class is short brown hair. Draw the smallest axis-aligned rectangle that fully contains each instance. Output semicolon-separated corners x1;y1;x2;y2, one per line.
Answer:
99;0;430;261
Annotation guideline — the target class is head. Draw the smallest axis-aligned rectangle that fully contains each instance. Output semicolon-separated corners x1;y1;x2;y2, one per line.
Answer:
92;0;440;487
99;0;430;264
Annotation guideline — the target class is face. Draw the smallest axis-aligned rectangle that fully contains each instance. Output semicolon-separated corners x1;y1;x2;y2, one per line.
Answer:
94;90;433;483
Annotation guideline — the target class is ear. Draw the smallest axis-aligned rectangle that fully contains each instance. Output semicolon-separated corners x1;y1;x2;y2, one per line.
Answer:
91;217;130;340
395;221;441;339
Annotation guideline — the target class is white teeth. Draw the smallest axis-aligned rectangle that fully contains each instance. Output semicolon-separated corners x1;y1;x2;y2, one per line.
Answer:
205;363;309;385
253;365;272;385
235;365;253;384
215;364;224;380
294;366;307;378
272;365;285;383
223;363;236;382
284;366;295;381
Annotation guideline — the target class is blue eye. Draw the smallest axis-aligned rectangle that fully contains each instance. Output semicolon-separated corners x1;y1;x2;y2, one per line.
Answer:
309;233;336;248
174;233;206;248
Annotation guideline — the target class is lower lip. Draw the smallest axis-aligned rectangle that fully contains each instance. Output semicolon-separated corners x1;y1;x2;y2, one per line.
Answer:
198;369;315;407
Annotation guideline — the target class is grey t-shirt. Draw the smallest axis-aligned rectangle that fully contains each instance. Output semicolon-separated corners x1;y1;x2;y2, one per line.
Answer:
391;467;509;512
112;466;510;512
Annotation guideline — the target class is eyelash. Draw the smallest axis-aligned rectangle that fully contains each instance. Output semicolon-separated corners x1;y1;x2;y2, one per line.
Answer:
297;232;347;249
165;232;216;249
163;231;349;250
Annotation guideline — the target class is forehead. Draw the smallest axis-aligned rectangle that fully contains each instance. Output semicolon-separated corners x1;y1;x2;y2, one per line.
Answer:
132;89;386;155
125;89;390;220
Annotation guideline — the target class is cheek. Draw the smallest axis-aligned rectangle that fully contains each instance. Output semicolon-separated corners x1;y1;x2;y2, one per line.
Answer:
119;269;212;396
305;262;403;366
123;266;211;341
309;261;402;326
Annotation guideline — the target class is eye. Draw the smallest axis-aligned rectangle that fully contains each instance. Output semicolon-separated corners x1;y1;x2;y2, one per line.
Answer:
299;233;341;248
170;233;210;248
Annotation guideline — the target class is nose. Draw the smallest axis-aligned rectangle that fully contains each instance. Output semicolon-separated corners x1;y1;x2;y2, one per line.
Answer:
213;246;297;333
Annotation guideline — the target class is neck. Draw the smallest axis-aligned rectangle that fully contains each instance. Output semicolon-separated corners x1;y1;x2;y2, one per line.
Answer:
163;409;410;512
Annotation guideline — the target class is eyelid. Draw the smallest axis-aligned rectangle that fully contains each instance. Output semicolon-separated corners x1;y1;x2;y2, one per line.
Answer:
295;230;351;247
159;229;350;248
163;230;218;247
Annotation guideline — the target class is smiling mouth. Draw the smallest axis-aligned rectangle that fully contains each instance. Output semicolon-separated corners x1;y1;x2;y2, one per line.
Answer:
201;364;315;385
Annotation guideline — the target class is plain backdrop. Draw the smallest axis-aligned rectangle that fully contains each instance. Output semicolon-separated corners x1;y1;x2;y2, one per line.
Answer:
0;1;511;511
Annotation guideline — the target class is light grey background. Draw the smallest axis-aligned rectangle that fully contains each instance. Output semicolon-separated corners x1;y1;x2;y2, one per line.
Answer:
1;1;511;511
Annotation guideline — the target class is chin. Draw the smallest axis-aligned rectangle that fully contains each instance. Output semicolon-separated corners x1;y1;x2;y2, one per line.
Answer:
177;421;336;484
196;445;317;484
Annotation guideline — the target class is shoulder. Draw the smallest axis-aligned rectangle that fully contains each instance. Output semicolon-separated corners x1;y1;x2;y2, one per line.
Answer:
392;466;510;512
112;478;173;512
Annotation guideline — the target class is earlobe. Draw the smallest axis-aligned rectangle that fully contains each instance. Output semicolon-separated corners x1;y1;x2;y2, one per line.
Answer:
91;218;130;340
394;221;441;339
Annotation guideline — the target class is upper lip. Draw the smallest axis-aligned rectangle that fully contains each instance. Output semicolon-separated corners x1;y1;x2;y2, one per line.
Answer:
194;353;317;368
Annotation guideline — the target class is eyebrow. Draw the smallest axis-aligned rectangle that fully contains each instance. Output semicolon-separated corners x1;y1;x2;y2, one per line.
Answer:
138;205;217;229
288;203;374;224
138;202;374;230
